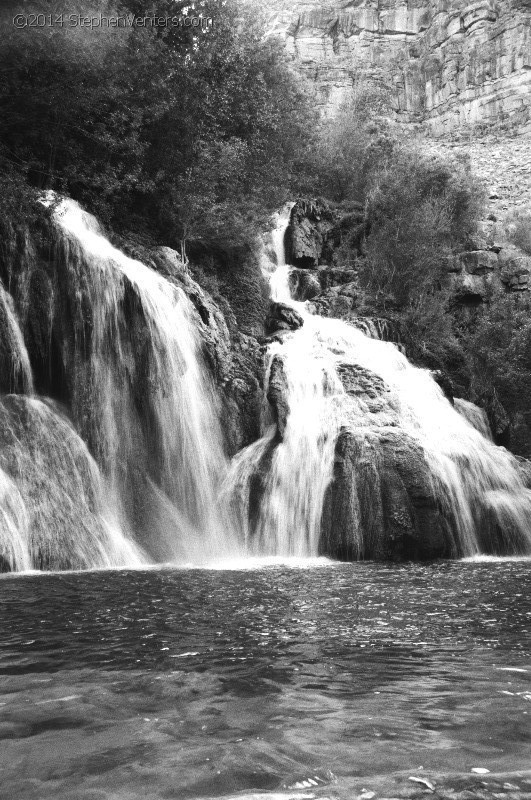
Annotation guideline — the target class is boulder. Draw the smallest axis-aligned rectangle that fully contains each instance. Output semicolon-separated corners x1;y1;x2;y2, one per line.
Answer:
285;199;339;268
266;354;290;438
318;267;358;291
516;456;531;489
320;427;456;562
431;369;455;404
458;250;499;275
499;247;531;292
307;283;358;319
288;269;321;301
448;271;493;304
266;301;304;334
477;391;511;447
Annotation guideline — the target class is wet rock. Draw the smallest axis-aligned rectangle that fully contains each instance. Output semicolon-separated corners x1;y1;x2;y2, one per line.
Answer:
337;363;390;401
260;330;292;346
431;370;455;404
266;354;289;438
320;427;455;562
308;283;358;319
220;333;264;454
516;456;531;489
315;360;457;561
288;268;321;301
0;395;137;571
266;301;304;334
285;199;339;268
24;269;56;395
478;391;511;447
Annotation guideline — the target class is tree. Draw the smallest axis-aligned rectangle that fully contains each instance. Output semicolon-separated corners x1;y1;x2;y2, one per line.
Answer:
0;0;317;253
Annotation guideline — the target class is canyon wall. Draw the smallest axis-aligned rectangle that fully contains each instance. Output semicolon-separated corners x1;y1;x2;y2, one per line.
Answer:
269;0;531;135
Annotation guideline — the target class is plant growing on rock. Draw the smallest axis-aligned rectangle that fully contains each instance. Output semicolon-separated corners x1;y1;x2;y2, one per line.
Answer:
465;290;531;456
506;208;531;255
362;148;483;306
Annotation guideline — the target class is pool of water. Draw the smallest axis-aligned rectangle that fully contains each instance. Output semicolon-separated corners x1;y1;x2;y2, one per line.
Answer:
1;559;530;799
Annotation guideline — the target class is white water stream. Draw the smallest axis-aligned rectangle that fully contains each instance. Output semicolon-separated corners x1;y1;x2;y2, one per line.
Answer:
226;206;531;558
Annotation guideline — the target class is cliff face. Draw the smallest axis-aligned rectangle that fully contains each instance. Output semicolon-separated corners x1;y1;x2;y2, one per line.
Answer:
270;0;531;135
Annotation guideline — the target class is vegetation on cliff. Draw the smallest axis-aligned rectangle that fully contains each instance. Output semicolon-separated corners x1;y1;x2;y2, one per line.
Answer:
0;0;314;250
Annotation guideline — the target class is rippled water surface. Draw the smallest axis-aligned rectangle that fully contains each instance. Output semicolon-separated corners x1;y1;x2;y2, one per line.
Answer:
1;559;531;800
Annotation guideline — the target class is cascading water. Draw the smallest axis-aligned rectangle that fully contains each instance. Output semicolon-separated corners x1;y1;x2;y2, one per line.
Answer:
0;196;239;571
0;285;34;395
225;206;343;556
48;198;238;564
1;195;531;571
226;206;531;559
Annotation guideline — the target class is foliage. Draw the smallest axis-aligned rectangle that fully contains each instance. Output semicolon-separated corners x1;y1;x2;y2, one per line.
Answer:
398;288;463;370
361;147;484;307
301;99;395;203
465;290;531;410
0;0;317;258
506;209;531;255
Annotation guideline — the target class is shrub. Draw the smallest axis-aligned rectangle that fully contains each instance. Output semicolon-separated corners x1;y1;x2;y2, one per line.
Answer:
398;288;463;370
506;209;531;254
466;290;531;407
301;99;396;203
361;147;484;307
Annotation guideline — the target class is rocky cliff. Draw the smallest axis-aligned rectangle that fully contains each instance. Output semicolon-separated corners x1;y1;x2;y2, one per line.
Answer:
269;0;531;135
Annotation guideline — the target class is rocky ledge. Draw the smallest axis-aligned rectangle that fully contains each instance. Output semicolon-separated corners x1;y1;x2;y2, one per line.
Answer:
267;0;531;135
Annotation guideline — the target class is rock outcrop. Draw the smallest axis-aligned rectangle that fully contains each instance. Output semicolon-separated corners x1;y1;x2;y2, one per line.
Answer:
285;199;340;267
266;301;305;333
268;0;531;135
321;426;455;561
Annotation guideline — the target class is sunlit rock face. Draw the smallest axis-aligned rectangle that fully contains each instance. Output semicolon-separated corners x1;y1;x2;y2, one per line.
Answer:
268;0;531;133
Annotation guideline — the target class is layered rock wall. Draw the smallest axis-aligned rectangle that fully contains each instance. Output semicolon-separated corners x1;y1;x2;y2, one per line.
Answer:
270;0;531;135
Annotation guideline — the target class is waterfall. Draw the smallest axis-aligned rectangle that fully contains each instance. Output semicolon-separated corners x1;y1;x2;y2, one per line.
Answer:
226;207;531;559
2;195;531;570
455;398;492;440
48;198;238;564
0;395;142;572
0;285;34;395
0;269;138;573
0;196;239;571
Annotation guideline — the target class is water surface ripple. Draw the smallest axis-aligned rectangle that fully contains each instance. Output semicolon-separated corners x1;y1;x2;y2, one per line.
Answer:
0;560;530;799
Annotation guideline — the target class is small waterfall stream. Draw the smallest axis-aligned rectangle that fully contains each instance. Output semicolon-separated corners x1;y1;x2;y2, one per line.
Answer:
226;207;343;556
227;207;531;559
